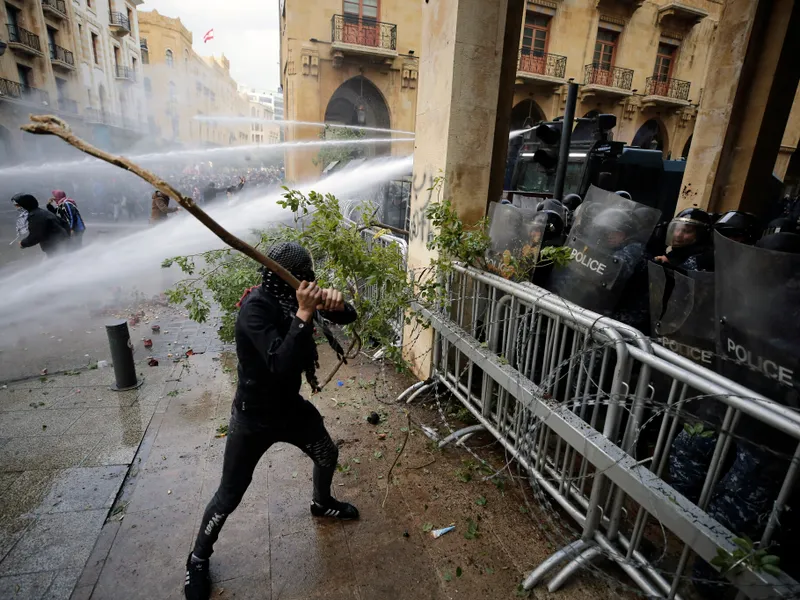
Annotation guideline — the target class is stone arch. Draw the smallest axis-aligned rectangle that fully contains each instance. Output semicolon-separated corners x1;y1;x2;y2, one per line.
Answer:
165;48;174;68
632;118;669;154
510;98;546;130
572;110;600;142
681;134;692;159
324;75;390;130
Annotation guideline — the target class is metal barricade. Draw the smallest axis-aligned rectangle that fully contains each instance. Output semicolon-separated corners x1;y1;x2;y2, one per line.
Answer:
415;263;800;599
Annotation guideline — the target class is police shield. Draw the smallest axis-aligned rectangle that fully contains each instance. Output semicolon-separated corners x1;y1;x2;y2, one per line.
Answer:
546;185;661;313
648;262;715;367
488;201;544;265
715;232;800;408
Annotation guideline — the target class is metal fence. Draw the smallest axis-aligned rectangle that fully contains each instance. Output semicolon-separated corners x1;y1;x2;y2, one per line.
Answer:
518;50;567;79
331;14;397;51
409;264;800;599
645;76;691;101
584;63;634;90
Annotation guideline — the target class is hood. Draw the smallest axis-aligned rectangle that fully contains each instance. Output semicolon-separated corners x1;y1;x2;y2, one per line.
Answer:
11;193;39;211
52;190;69;204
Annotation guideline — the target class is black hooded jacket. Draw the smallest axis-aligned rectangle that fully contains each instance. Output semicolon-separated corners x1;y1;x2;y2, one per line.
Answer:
233;286;356;416
15;195;70;254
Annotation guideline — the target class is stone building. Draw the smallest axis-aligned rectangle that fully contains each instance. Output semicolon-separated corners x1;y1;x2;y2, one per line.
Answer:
279;0;421;182
280;0;800;192
246;98;280;145
138;10;249;147
0;0;148;162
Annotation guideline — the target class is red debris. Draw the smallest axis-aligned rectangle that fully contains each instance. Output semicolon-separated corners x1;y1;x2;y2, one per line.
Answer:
151;324;161;332
147;358;159;367
143;339;153;349
40;368;48;376
185;349;194;357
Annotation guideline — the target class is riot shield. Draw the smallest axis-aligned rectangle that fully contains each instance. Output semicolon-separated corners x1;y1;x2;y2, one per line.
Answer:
546;185;662;313
715;232;800;410
487;202;543;265
648;262;715;367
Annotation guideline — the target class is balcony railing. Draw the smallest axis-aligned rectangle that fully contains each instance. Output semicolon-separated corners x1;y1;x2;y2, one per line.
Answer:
584;63;634;90
7;24;42;54
109;12;131;32
57;97;78;114
0;77;50;105
517;49;567;79
42;0;68;18
49;43;75;67
331;14;397;51
114;65;135;81
644;75;690;101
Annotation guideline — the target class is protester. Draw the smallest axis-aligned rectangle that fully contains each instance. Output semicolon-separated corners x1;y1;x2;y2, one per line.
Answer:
48;189;86;247
150;190;179;224
184;242;359;600
12;193;70;257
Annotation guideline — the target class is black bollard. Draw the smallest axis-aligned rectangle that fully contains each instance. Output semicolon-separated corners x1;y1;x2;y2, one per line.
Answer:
105;320;142;391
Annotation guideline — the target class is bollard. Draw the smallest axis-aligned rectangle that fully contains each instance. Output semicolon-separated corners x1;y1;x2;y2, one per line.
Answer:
105;320;142;391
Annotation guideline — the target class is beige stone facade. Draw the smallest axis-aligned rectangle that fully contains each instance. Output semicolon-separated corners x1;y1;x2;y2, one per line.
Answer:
246;98;280;145
279;0;420;183
0;0;148;161
138;10;249;147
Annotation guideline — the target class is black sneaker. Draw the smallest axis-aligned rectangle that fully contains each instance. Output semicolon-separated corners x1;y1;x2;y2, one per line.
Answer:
310;499;359;520
184;554;211;600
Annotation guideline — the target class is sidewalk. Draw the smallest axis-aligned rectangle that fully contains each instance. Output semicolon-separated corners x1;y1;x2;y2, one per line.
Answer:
68;347;618;600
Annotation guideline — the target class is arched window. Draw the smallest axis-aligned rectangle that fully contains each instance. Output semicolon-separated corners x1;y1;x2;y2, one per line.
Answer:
184;49;189;68
165;49;174;68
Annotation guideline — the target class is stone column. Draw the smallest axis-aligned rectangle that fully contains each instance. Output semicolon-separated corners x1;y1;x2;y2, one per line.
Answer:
403;0;522;379
678;0;800;215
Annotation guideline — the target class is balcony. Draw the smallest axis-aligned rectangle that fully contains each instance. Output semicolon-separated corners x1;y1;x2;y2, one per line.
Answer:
516;50;567;86
114;65;136;82
642;76;691;107
109;12;130;37
57;97;79;114
42;0;68;20
581;63;634;99
331;14;397;60
657;3;708;27
6;24;44;57
0;77;50;106
140;38;149;64
49;43;76;71
85;108;146;133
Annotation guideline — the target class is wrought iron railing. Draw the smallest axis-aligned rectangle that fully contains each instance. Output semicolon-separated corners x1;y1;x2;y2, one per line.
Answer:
6;24;42;53
584;63;634;90
57;97;78;114
517;49;567;79
114;65;135;81
644;75;690;101
140;39;149;64
109;12;130;31
0;77;50;104
49;43;75;66
331;14;397;51
42;0;67;17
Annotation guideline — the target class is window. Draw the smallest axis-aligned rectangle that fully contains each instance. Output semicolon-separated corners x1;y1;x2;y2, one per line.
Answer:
653;42;676;81
6;4;19;31
131;56;137;72
127;7;133;28
522;12;550;56
17;64;32;88
91;32;100;65
165;49;173;68
87;0;93;9
344;0;378;19
184;49;189;68
113;45;121;67
593;29;618;71
47;27;57;56
77;24;83;58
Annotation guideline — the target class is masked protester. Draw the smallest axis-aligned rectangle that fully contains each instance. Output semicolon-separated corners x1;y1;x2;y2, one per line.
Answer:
13;196;29;241
184;242;359;600
150;190;178;224
48;189;86;247
12;193;69;257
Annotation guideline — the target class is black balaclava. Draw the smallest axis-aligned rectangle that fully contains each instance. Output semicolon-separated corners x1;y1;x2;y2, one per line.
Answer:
11;193;39;212
261;242;346;392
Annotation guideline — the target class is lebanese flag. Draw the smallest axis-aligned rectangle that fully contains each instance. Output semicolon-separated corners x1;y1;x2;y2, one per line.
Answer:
203;29;214;43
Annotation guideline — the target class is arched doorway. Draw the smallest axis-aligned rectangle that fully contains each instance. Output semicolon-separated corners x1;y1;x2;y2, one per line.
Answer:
632;118;668;153
323;75;391;159
681;134;692;159
572;110;600;142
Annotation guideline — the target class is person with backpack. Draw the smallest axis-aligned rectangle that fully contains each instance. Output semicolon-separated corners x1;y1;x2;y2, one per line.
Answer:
48;189;86;247
12;193;70;257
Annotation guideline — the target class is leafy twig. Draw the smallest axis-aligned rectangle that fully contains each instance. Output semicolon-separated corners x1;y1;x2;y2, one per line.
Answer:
382;411;412;508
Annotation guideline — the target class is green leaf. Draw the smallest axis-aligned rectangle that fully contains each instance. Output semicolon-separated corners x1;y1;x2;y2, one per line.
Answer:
352;458;360;464
762;563;782;576
475;496;487;506
422;522;433;532
710;555;728;568
700;430;715;438
464;518;479;540
485;567;494;575
733;537;753;551
443;572;452;582
456;567;463;578
760;554;781;566
374;451;383;459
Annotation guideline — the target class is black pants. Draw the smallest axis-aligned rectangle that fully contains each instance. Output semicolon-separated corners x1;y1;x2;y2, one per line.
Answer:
192;400;338;559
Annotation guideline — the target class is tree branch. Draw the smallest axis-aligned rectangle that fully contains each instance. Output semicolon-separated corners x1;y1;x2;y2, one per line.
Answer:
20;115;300;289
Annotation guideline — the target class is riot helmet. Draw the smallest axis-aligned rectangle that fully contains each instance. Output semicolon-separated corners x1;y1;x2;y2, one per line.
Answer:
666;208;712;248
756;232;800;254
615;191;632;200
539;210;565;245
562;194;582;212
590;208;634;249
714;211;761;244
763;217;797;237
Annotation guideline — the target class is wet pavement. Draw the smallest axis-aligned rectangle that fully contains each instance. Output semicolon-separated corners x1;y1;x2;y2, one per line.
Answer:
57;347;621;600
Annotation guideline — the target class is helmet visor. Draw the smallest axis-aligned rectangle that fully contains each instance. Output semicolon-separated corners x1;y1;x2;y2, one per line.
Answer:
666;221;700;248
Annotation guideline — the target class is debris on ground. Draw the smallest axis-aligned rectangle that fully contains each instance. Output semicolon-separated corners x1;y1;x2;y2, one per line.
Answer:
143;339;153;349
431;525;455;539
147;358;159;367
40;368;47;376
97;360;109;369
215;424;229;438
151;324;161;332
367;411;380;425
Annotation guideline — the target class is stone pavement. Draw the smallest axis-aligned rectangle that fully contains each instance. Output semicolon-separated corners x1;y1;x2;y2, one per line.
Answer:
67;348;620;600
0;357;183;599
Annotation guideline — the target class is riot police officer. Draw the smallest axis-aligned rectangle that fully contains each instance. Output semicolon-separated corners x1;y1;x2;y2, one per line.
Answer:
655;207;714;271
714;210;761;244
